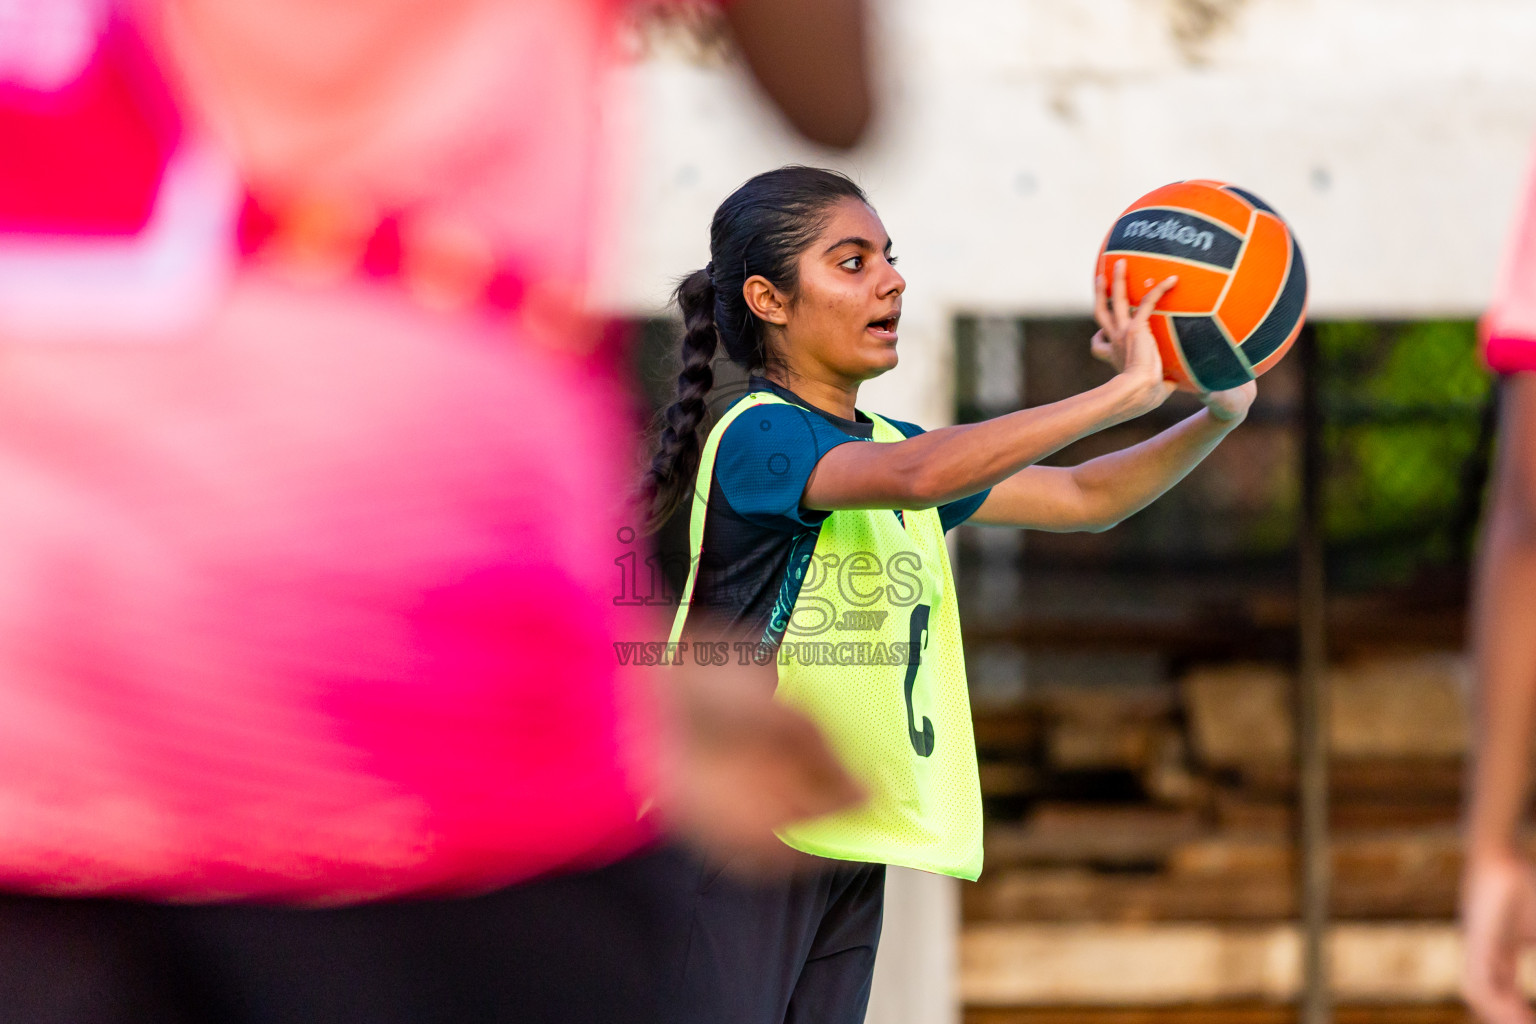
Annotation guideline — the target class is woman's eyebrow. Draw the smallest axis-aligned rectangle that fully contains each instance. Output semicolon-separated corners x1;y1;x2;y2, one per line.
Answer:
821;235;894;255
822;235;872;254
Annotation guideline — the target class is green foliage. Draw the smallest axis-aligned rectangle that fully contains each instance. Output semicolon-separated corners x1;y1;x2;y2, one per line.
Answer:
1317;320;1491;584
1322;320;1489;406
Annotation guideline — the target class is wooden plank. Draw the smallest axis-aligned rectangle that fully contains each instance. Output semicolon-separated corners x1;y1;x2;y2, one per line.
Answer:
1180;657;1470;770
986;806;1206;868
1181;664;1293;766
1142;730;1209;806
987;811;1466;874
963;867;1294;923
1042;687;1177;721
961;923;1536;1006
968;829;1536;924
1212;796;1461;834
973;709;1044;752
959;590;1467;658
964;923;1292;1005
1328;656;1469;759
1036;688;1177;772
963;868;1457;923
980;762;1041;797
968;832;1463;922
1166;829;1462;881
964;1005;1473;1024
1047;718;1165;771
1218;761;1464;803
962;876;1454;924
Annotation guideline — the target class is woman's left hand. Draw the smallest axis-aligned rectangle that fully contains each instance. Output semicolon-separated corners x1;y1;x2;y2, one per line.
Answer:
1201;380;1257;423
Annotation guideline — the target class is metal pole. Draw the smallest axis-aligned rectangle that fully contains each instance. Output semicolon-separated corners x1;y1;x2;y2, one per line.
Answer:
1297;322;1332;1024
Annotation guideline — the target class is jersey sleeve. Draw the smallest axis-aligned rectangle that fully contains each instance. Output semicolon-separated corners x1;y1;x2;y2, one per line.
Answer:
1484;141;1536;373
883;416;992;532
714;403;865;532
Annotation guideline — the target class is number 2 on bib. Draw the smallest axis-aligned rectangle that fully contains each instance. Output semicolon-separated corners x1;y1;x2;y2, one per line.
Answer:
903;604;935;757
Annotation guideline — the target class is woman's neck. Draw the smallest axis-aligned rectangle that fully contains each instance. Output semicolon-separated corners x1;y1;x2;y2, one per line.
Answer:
763;367;860;421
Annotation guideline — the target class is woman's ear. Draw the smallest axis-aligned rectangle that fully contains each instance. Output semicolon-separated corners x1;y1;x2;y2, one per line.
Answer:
742;275;790;326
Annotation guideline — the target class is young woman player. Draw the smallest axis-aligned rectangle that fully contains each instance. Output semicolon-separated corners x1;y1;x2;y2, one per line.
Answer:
645;166;1256;1024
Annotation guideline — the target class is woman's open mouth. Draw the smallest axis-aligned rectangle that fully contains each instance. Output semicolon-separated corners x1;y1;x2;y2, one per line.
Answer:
867;314;900;339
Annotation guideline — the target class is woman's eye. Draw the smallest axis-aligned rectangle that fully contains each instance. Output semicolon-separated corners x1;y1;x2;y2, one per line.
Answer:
887;254;899;266
839;255;863;271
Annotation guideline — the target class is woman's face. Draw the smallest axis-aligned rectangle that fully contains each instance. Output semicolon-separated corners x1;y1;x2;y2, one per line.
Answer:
753;197;906;386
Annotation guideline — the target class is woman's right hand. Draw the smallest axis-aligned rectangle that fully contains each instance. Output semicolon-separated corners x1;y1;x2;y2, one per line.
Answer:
1463;849;1536;1024
1092;258;1178;418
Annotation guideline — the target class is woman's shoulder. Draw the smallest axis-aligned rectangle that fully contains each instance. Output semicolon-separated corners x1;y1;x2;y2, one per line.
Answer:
710;397;865;528
864;412;925;439
717;395;863;457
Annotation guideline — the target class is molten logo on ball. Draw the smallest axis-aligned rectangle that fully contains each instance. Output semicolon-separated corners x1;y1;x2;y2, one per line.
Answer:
1122;218;1217;252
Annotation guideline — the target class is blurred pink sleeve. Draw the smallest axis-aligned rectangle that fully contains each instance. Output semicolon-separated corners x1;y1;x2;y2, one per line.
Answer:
1484;142;1536;373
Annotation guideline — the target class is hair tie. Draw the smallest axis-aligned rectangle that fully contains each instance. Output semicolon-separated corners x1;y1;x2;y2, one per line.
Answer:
703;261;716;285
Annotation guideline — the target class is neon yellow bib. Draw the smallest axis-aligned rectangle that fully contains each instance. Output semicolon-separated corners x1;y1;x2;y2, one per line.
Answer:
669;393;984;880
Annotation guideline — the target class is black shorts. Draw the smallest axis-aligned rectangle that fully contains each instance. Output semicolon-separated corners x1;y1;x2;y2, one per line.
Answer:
674;850;886;1024
0;844;696;1024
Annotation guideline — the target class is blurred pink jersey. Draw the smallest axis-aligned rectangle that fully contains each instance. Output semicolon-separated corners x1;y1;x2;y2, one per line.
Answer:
1485;142;1536;372
0;0;658;901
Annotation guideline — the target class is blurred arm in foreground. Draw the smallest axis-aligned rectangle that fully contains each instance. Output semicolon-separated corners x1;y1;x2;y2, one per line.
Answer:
653;651;866;874
1463;148;1536;1024
1464;374;1536;1024
725;0;871;148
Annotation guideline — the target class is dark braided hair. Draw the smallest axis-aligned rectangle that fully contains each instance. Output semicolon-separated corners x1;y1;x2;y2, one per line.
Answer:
643;166;869;531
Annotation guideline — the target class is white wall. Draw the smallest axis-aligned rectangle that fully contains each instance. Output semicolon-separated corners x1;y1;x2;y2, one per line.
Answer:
598;3;1536;1020
598;0;1536;413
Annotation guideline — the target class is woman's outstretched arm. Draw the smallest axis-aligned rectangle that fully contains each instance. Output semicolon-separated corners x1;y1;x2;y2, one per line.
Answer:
967;386;1252;531
802;262;1177;513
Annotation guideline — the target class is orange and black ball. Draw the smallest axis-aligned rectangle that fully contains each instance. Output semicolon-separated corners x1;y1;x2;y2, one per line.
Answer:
1097;180;1308;392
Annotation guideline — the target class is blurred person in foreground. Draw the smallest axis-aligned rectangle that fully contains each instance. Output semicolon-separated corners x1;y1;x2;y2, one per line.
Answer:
0;1;868;1021
1463;151;1536;1024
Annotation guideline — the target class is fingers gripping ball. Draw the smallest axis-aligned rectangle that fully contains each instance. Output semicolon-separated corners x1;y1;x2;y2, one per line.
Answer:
1097;180;1309;392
